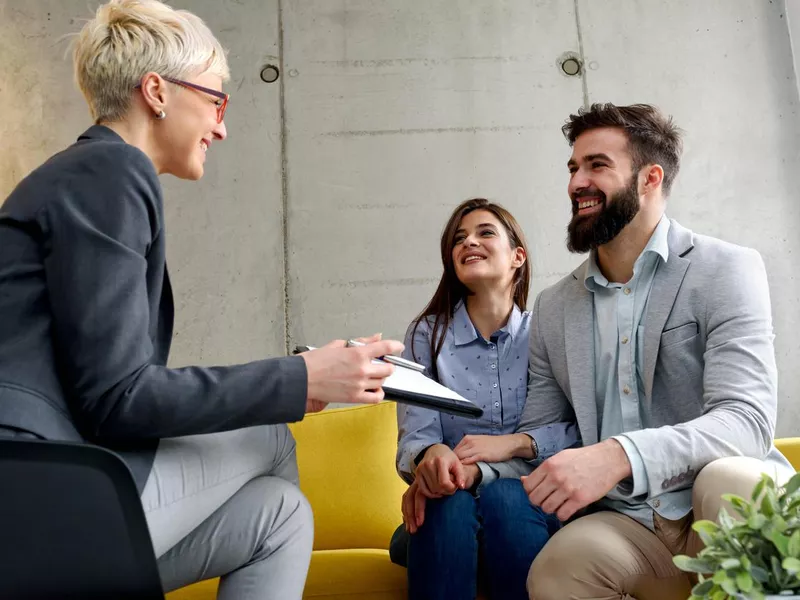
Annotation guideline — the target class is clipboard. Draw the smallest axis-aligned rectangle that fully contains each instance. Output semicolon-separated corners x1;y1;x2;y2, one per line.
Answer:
293;346;484;418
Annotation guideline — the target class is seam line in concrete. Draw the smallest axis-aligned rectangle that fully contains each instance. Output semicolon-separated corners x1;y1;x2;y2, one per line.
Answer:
573;0;590;108
278;0;291;355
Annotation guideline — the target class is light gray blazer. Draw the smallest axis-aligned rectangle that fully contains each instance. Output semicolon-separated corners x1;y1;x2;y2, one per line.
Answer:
491;219;792;498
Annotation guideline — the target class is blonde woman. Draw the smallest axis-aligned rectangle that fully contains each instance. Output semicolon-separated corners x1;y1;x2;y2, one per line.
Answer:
0;1;402;598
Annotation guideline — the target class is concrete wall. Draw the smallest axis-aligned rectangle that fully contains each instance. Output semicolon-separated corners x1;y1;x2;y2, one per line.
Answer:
790;0;800;96
2;0;799;435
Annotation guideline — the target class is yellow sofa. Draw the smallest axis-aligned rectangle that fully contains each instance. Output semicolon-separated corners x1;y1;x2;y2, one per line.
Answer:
166;402;408;600
165;407;800;600
776;437;800;470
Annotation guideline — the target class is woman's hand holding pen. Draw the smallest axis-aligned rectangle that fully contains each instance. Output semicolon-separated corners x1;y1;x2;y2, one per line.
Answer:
300;334;404;412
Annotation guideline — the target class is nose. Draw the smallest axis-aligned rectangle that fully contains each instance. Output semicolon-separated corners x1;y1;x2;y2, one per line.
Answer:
463;233;480;247
213;120;227;141
569;168;591;198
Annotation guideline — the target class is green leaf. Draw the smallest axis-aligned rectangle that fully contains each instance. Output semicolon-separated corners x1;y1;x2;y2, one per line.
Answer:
772;555;784;582
771;532;791;557
720;558;741;570
785;472;800;497
741;555;752;570
762;492;776;518
673;555;715;574
720;577;739;595
725;494;751;518
771;514;789;533
736;570;754;592
691;579;714;595
752;477;766;502
748;514;768;530
784;556;800;574
789;530;800;558
720;507;737;530
750;565;770;583
713;569;728;584
693;519;721;535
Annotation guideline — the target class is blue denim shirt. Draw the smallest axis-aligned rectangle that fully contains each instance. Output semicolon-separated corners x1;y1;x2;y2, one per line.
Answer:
396;300;578;487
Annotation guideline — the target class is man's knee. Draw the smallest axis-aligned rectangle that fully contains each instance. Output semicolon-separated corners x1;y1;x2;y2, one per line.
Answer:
526;512;688;600
526;520;597;600
692;456;774;522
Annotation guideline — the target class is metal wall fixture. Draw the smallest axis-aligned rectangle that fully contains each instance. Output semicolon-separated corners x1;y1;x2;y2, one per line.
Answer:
260;64;280;83
557;52;583;77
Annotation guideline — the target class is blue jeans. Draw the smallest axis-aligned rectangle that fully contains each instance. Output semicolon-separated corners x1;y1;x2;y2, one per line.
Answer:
390;478;560;600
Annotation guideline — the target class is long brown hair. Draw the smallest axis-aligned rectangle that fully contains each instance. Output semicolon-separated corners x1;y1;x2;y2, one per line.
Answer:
410;198;531;377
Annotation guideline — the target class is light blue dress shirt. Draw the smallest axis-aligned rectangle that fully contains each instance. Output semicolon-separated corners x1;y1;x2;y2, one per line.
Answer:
585;216;691;530
396;300;578;489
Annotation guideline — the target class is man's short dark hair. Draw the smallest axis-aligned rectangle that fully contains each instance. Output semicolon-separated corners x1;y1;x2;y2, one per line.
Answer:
562;103;684;196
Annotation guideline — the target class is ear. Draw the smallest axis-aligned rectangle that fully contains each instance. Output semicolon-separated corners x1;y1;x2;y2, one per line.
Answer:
511;245;526;269
138;72;168;117
641;164;664;194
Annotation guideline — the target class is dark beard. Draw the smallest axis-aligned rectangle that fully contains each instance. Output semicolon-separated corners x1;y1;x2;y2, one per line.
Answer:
567;176;640;254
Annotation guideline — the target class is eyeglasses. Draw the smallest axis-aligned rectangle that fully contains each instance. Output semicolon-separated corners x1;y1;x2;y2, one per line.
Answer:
135;76;229;123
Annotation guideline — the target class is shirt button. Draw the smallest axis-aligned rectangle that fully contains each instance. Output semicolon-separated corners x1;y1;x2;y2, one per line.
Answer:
491;364;496;369
621;336;629;344
488;344;494;349
495;402;500;407
653;499;661;508
492;383;498;388
624;287;631;295
623;386;631;395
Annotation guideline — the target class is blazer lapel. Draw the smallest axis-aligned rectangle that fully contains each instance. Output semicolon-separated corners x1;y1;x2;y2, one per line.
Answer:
564;270;599;446
643;220;693;400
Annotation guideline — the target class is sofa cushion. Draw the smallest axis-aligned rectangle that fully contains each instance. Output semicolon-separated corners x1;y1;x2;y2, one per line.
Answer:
288;402;407;551
302;549;406;599
776;437;800;471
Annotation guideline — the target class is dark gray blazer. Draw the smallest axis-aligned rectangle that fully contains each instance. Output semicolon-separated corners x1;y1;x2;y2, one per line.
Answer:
0;125;308;493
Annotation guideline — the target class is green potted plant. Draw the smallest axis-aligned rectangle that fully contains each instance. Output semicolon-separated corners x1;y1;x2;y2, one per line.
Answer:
673;470;800;599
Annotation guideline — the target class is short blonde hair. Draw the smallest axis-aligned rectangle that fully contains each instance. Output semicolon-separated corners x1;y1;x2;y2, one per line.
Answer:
73;0;230;123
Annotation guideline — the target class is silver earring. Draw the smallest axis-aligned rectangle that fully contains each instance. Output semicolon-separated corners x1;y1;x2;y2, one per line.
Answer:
155;110;166;120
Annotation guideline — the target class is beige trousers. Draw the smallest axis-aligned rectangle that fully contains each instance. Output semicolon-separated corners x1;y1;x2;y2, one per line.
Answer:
527;457;792;600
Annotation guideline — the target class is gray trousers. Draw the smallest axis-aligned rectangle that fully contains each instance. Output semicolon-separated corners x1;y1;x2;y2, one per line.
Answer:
140;425;314;599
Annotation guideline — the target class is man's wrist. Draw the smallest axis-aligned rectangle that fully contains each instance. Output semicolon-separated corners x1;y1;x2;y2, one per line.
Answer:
604;438;633;481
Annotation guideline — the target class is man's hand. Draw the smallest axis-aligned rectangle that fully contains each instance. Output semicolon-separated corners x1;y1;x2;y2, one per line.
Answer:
300;335;404;410
454;433;533;464
521;439;632;522
414;444;466;497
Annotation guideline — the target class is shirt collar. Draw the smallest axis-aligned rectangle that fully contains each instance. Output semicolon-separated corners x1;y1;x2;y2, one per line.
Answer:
584;214;671;291
452;299;523;346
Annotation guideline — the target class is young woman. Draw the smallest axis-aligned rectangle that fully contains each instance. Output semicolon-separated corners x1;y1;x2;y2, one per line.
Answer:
393;198;578;600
